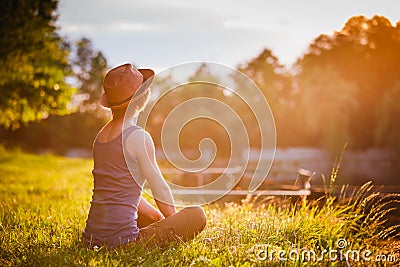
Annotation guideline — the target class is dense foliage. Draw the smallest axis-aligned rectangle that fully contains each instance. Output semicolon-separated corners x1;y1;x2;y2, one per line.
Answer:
239;16;400;153
298;16;400;151
0;0;75;129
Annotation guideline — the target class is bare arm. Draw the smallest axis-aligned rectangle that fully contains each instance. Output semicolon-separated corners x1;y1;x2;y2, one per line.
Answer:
137;196;164;228
126;129;176;217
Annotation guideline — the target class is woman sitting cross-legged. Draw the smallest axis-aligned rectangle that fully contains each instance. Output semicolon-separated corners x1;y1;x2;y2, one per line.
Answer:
82;63;206;248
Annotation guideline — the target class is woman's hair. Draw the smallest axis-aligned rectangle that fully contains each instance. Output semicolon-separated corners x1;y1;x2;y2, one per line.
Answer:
112;89;151;119
129;88;151;117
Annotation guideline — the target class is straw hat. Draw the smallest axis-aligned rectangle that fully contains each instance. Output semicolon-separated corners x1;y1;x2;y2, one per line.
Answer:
100;63;154;109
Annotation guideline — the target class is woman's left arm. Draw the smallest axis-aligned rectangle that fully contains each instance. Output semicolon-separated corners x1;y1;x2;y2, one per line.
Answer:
126;129;177;217
137;196;164;228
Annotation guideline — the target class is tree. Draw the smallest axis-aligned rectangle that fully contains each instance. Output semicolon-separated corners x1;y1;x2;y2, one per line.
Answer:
237;49;297;147
297;65;358;154
142;64;228;154
375;81;400;151
0;35;110;154
298;15;400;149
237;49;291;109
70;37;108;115
0;0;75;129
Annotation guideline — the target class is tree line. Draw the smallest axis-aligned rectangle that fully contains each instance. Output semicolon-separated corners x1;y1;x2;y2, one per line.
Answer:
238;15;400;154
1;1;399;155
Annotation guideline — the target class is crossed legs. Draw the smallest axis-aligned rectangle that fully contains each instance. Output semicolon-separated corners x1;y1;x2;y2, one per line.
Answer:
135;198;206;247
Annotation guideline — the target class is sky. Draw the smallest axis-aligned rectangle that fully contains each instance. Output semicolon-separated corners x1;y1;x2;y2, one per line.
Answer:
58;0;400;72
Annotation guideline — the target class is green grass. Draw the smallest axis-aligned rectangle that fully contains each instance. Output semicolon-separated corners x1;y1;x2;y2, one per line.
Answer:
0;147;399;266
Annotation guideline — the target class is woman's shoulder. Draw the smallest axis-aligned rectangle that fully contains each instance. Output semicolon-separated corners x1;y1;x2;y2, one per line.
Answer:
123;126;154;145
123;124;143;134
123;126;155;158
123;125;148;137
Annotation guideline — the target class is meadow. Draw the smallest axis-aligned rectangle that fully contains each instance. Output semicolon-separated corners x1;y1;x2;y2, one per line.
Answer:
0;147;399;266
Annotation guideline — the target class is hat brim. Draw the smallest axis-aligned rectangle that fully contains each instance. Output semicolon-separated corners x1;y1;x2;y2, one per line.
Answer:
100;68;154;109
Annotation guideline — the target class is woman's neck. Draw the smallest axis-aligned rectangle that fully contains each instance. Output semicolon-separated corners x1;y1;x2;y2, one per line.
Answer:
110;108;138;129
110;112;137;127
111;108;126;119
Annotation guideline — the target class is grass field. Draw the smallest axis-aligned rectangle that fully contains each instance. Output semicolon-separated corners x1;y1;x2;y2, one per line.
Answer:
0;147;399;266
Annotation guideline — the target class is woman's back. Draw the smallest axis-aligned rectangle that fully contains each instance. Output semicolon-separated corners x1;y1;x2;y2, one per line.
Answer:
83;125;144;248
